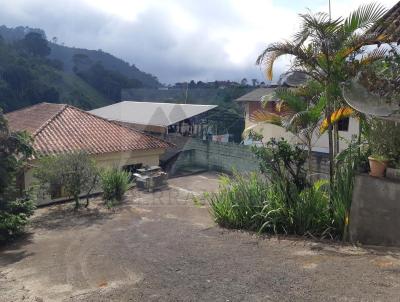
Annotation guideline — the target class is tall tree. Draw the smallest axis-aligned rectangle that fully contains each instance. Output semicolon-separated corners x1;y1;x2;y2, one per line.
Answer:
256;3;387;184
20;32;51;57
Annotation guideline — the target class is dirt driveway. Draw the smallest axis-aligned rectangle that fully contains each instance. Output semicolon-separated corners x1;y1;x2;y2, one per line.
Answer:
1;172;400;302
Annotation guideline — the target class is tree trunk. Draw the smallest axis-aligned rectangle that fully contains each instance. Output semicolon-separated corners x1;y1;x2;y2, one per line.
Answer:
333;123;339;157
308;143;313;179
328;125;334;184
74;195;80;210
358;116;362;158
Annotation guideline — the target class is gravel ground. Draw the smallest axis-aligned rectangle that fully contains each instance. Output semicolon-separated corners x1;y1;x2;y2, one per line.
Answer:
1;172;400;302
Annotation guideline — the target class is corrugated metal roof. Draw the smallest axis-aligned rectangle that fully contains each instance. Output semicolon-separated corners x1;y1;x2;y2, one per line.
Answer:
5;102;171;156
89;101;217;127
235;88;277;102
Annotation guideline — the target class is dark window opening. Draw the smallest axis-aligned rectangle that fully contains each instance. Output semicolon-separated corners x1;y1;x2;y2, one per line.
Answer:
338;117;349;131
123;163;143;174
123;163;143;181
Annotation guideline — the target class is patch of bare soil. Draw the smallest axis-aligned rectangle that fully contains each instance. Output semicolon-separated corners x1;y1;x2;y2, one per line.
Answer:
1;173;400;301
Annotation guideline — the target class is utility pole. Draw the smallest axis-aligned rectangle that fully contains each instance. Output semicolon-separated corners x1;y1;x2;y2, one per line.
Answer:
184;82;188;104
329;0;332;19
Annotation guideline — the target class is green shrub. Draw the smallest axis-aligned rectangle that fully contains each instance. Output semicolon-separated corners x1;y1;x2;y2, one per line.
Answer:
365;118;400;164
330;142;360;240
0;194;36;241
207;173;332;237
100;168;131;206
207;138;345;239
0;108;36;242
252;138;309;214
254;180;331;236
207;172;268;230
207;137;368;240
293;180;331;236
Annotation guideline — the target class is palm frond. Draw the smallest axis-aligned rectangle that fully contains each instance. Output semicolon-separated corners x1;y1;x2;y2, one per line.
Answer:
250;110;282;126
309;93;327;119
274;88;307;112
256;42;316;80
343;3;387;34
299;12;342;37
359;47;388;65
320;107;354;133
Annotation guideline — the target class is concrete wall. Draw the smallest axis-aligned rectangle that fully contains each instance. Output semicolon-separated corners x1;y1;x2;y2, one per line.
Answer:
350;174;400;247
168;137;329;176
171;138;260;174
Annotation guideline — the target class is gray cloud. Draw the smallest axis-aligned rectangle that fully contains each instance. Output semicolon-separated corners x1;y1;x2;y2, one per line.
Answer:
0;0;396;84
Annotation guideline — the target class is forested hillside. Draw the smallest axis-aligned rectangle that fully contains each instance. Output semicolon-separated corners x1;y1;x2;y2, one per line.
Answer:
0;26;161;112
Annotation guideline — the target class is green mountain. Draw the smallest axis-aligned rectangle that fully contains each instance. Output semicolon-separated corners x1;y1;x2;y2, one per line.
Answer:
49;44;160;88
0;26;161;112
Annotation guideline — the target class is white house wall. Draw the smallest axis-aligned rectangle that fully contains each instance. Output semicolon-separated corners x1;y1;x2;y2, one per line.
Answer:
244;102;359;153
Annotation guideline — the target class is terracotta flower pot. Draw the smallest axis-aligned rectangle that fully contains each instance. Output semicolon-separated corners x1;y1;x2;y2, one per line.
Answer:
368;156;389;177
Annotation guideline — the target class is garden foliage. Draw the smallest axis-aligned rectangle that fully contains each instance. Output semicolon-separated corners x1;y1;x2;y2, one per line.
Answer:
0;109;35;242
34;152;99;209
100;168;131;207
208;138;357;239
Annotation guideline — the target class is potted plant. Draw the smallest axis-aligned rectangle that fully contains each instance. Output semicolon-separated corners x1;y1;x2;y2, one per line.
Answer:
368;154;389;177
366;119;397;177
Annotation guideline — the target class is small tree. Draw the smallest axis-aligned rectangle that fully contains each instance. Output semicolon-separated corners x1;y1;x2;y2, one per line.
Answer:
0;109;35;242
34;152;99;209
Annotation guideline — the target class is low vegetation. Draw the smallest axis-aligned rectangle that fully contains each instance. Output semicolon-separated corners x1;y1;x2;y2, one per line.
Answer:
208;138;358;240
100;168;131;207
34;152;132;210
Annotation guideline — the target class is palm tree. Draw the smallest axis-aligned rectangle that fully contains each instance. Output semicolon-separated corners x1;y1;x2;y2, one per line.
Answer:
256;3;388;184
250;82;324;175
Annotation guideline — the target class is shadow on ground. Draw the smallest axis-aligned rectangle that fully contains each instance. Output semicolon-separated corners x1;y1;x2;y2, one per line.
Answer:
30;201;122;231
0;233;35;266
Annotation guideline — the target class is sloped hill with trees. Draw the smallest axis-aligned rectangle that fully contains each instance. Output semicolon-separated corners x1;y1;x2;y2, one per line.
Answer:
0;25;161;112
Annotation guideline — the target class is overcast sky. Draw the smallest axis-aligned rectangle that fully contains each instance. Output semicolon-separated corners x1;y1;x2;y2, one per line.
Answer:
0;0;397;84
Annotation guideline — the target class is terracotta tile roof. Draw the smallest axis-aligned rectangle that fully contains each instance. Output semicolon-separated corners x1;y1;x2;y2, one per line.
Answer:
368;1;400;43
5;103;171;156
5;103;66;133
